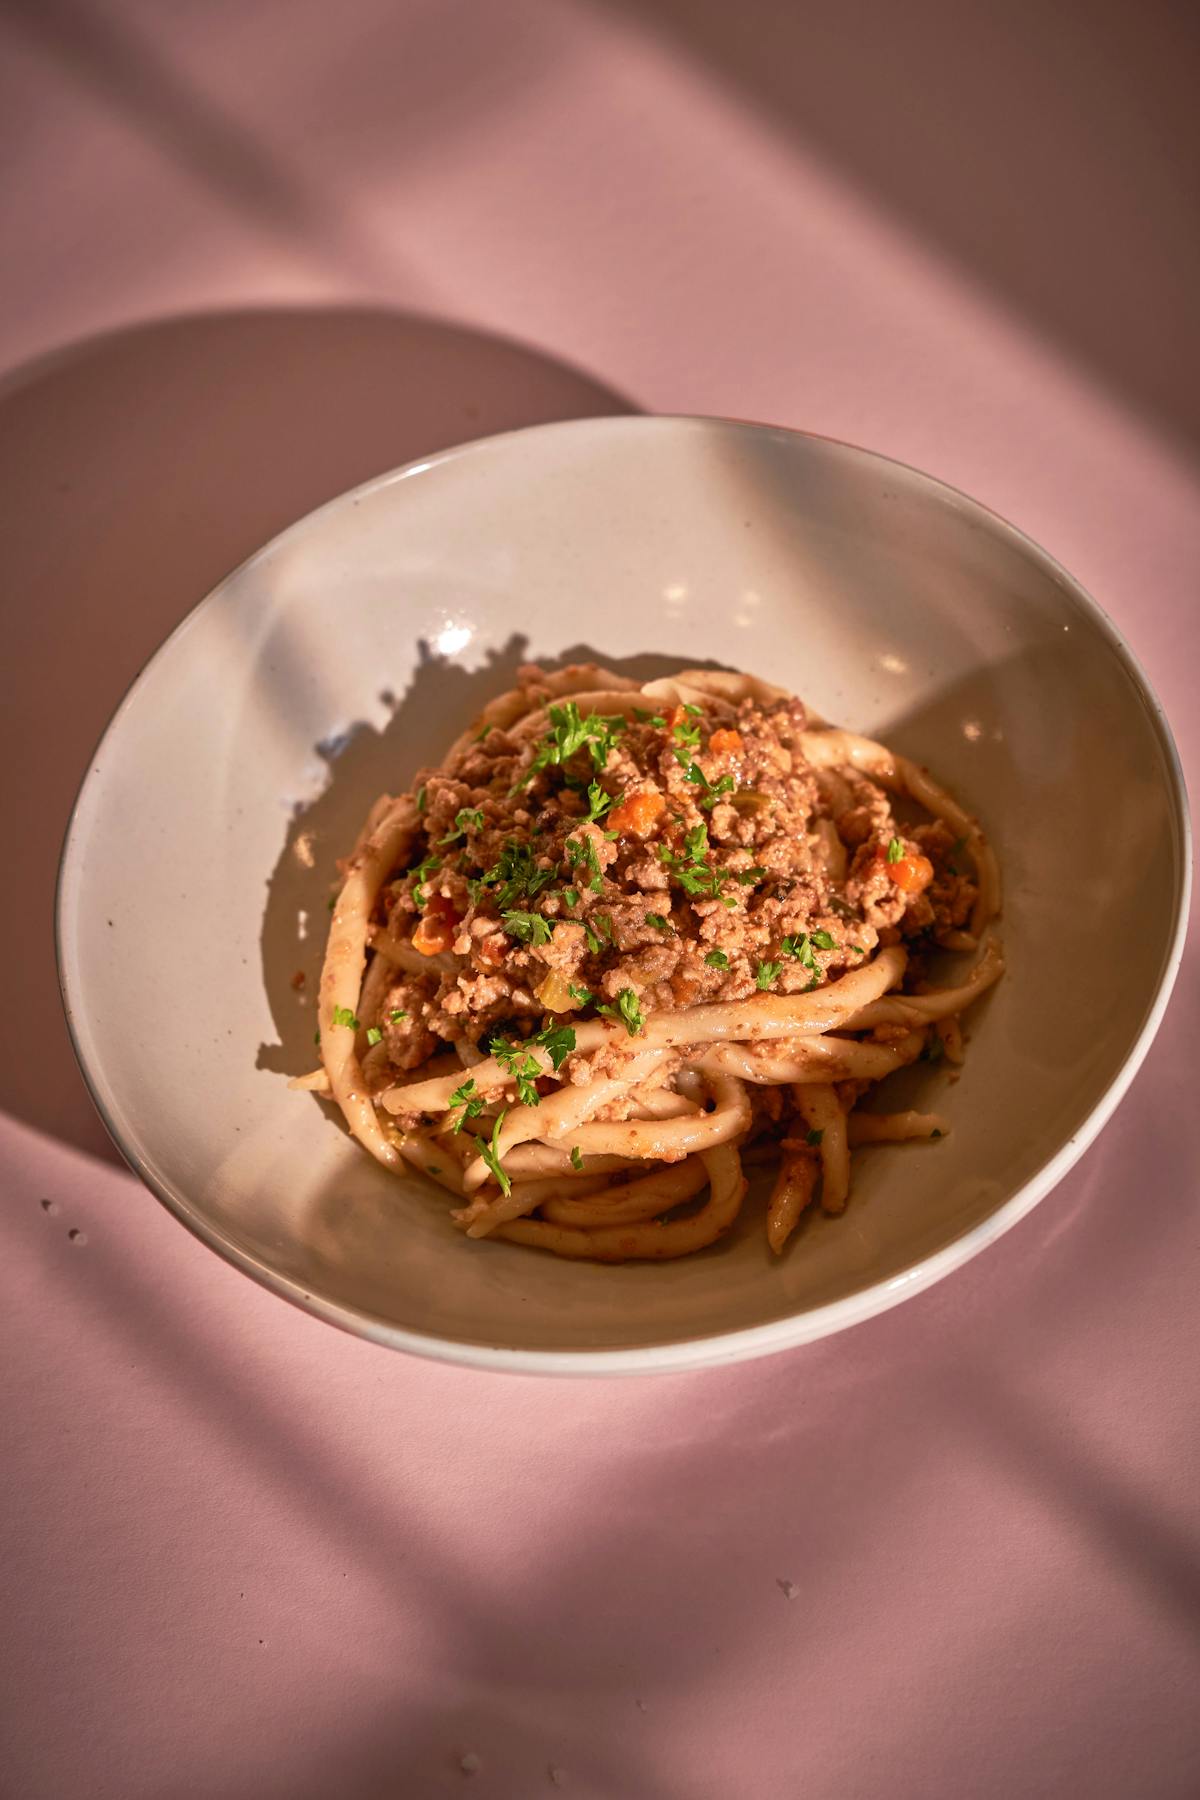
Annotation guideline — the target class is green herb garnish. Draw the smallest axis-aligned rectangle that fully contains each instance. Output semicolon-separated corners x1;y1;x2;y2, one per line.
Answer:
489;1038;542;1106
330;1005;359;1030
502;910;553;945
570;1145;584;1171
439;806;485;846
584;781;613;824
568;983;593;1006
705;950;729;968
448;1078;485;1132
646;913;673;933
756;960;782;989
365;1026;383;1046
805;1128;824;1147
886;836;904;864
566;833;605;893
597;988;644;1036
478;1111;511;1196
389;1008;408;1022
416;785;427;814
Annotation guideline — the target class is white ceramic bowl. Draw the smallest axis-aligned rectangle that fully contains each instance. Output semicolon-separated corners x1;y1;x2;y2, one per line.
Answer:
57;417;1190;1373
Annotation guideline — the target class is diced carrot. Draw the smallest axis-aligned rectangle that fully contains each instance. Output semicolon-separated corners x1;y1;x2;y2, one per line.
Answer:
666;704;686;729
708;727;743;756
891;853;934;894
608;789;666;837
413;912;454;955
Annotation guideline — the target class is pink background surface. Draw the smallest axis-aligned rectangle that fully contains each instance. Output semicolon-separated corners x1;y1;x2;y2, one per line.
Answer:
2;3;1198;1796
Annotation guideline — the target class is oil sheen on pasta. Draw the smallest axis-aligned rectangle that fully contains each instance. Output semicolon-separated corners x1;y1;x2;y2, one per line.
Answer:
299;663;1003;1261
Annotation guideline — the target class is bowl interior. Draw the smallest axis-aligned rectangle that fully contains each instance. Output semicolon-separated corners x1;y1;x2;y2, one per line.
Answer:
58;417;1187;1367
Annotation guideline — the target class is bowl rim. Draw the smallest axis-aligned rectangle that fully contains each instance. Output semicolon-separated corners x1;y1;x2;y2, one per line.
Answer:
55;413;1193;1376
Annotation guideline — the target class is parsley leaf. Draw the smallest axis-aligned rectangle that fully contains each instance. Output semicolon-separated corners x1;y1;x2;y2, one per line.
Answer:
583;913;612;955
683;823;709;863
478;1110;511;1196
810;929;836;950
415;785;427;814
646;913;673;933
782;933;818;973
439;806;485;846
887;836;904;864
568;983;593;1005
389;1008;408;1022
566;834;604;893
805;1127;824;1147
584;781;613;824
448;1077;485;1132
407;852;441;909
489;1034;565;1104
563;885;581;909
756;960;782;989
598;988;645;1036
533;1021;576;1070
734;865;766;885
518;701;626;788
330;1005;360;1030
705;950;729;968
683;702;703;717
365;1025;383;1046
924;1036;945;1063
570;1145;584;1171
502;909;553;945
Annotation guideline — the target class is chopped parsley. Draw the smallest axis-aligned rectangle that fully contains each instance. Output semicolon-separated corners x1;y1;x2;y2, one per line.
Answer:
533;1022;576;1070
850;945;865;956
330;1005;360;1030
683;823;709;863
389;1008;408;1022
583;914;612;955
781;933;821;977
568;982;593;1006
416;785;427;814
365;1026;383;1046
705;950;729;968
518;701;626;788
756;960;782;989
313;1027;320;1046
931;1128;944;1139
646;913;673;933
563;886;581;909
438;806;485;845
448;1077;485;1132
632;707;667;727
584;781;613;824
886;836;904;864
805;1128;824;1147
488;1023;576;1100
924;1036;945;1063
734;866;767;885
478;1111;511;1196
810;929;837;950
597;987;645;1036
683;702;703;717
566;833;605;893
570;1145;585;1171
501;909;553;945
672;715;701;750
407;852;441;908
489;1038;542;1106
475;723;493;741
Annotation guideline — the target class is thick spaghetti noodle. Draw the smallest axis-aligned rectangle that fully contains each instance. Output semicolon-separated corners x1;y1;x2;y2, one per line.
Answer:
296;663;1003;1260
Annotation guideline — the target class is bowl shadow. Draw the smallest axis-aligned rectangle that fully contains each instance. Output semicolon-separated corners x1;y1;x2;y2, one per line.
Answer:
2;303;635;1161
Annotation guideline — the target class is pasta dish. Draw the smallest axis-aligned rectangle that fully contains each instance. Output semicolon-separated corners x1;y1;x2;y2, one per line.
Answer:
295;663;1003;1261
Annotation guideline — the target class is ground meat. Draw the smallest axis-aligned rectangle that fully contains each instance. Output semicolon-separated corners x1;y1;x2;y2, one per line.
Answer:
359;667;979;1065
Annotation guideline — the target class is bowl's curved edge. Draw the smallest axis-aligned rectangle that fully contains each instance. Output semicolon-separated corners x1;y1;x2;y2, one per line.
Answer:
54;414;1194;1376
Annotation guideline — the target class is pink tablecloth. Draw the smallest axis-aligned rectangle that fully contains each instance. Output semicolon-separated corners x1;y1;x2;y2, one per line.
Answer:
2;5;1197;1796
